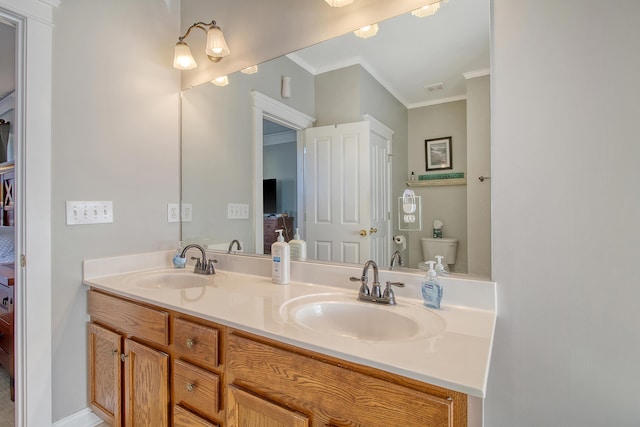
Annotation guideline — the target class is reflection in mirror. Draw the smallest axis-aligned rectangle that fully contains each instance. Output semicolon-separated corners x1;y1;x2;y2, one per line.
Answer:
181;0;491;278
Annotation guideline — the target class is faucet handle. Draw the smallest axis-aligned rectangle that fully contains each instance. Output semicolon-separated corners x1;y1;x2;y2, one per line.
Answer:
190;257;202;269
206;259;217;274
383;281;405;297
350;276;370;296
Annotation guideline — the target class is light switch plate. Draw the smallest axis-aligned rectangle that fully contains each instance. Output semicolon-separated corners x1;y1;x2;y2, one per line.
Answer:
66;201;113;225
228;203;249;219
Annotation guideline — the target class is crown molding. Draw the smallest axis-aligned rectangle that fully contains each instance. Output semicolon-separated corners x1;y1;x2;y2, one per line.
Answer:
463;68;490;80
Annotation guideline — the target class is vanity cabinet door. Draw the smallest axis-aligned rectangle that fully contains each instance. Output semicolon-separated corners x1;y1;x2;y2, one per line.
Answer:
227;385;309;427
122;339;169;427
88;323;122;427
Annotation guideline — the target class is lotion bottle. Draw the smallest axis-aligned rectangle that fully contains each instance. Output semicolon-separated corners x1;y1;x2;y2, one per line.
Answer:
271;229;290;284
421;261;443;309
289;228;307;260
434;255;449;277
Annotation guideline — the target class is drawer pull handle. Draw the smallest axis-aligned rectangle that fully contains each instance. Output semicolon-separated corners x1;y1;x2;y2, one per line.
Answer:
120;353;129;362
185;338;196;349
186;383;196;393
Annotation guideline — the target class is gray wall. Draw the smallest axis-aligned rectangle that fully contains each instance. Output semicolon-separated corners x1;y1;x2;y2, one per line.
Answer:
407;101;468;272
51;1;180;421
487;0;640;425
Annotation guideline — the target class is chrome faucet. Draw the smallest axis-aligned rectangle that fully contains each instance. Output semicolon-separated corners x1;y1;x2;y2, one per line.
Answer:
389;250;403;270
227;239;242;254
350;260;404;305
180;244;216;275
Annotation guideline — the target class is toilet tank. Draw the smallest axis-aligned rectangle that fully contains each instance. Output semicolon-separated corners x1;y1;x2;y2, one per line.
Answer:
421;237;458;265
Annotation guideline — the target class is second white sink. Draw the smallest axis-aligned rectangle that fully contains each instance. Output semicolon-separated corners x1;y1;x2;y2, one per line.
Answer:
280;293;446;342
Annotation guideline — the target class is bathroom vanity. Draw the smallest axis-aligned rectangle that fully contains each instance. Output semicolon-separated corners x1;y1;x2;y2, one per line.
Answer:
84;251;495;427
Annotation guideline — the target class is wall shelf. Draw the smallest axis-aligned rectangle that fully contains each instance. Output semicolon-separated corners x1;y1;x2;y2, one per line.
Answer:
406;178;467;187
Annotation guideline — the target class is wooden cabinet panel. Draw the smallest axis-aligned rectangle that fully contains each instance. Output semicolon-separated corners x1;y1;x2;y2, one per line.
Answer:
88;323;122;426
227;333;463;427
123;339;169;427
89;290;169;346
173;359;220;421
227;385;309;427
173;405;219;427
174;317;219;369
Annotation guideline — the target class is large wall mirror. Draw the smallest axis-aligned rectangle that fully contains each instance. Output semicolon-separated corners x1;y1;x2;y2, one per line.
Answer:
181;0;491;278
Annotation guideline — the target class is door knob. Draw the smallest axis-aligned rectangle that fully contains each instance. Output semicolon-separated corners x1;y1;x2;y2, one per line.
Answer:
359;229;367;236
369;227;378;234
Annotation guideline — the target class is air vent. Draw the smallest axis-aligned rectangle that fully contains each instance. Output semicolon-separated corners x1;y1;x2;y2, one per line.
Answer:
424;82;445;93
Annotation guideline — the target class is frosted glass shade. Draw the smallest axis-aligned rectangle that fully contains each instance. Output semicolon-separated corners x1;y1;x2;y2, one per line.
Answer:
173;42;197;70
241;65;259;75
411;2;441;18
205;26;230;59
211;75;229;87
325;0;354;6
354;23;379;39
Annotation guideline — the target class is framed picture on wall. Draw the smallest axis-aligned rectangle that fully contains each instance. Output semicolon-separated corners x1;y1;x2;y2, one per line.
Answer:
425;137;452;171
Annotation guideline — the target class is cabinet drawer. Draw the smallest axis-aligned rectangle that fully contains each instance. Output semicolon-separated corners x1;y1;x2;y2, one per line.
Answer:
173;359;220;421
173;405;219;427
88;290;169;346
173;318;219;369
228;333;460;427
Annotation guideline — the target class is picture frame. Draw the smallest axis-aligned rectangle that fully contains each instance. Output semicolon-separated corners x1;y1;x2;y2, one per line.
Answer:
425;137;452;171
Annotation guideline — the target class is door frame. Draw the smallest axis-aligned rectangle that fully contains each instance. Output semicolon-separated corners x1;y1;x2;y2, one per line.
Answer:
251;91;315;254
0;1;54;426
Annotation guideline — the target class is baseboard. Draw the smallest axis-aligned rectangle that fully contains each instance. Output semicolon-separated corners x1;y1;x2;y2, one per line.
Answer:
53;408;103;427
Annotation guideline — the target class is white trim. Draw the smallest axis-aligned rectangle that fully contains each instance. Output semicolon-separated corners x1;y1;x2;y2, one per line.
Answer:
0;1;54;426
251;91;315;254
38;0;61;7
52;408;103;427
263;130;297;146
407;95;467;109
463;68;491;80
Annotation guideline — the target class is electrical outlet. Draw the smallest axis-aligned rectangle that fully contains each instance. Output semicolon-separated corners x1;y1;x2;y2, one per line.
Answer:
66;201;113;225
181;203;193;222
227;203;249;219
168;203;180;223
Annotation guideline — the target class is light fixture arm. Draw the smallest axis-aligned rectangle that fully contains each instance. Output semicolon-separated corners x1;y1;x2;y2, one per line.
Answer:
177;20;217;42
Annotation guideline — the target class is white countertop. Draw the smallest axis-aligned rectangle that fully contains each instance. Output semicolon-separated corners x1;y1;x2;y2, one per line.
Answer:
83;251;496;398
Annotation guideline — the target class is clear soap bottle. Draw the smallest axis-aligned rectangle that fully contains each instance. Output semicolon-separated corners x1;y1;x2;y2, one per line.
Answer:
421;261;443;309
289;228;307;261
434;255;449;277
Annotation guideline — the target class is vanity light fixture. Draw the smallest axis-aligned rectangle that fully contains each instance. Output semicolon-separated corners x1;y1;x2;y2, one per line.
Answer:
354;23;379;39
411;0;447;18
173;20;230;70
241;65;259;74
211;75;229;87
325;0;354;7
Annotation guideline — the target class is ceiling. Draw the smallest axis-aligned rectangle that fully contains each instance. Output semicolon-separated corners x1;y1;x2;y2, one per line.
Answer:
0;19;15;102
287;0;490;109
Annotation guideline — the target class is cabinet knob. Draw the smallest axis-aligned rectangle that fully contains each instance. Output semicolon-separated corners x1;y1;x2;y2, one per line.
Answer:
185;338;196;349
186;383;196;393
111;349;118;356
120;353;128;362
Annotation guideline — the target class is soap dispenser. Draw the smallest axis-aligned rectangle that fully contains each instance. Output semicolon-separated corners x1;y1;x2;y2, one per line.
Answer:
421;261;443;309
271;229;290;284
289;228;307;261
172;241;186;268
434;255;449;277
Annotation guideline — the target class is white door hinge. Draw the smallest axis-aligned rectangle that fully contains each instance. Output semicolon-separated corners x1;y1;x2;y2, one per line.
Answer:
20;255;26;267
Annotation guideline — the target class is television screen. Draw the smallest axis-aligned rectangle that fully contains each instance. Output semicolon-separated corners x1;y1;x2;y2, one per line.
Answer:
263;179;277;214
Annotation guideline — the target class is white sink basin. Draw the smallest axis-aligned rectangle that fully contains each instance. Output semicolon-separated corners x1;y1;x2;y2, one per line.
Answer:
280;293;445;342
125;270;223;290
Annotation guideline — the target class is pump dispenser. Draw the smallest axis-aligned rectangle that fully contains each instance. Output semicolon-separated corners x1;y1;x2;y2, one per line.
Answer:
434;255;449;277
421;261;443;309
271;229;290;284
289;228;307;260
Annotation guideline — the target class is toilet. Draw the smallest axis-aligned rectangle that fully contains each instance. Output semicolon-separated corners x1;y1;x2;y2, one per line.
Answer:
420;237;458;269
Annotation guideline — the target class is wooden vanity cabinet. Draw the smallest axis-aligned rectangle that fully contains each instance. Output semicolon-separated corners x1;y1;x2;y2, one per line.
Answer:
88;290;170;427
226;330;467;427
